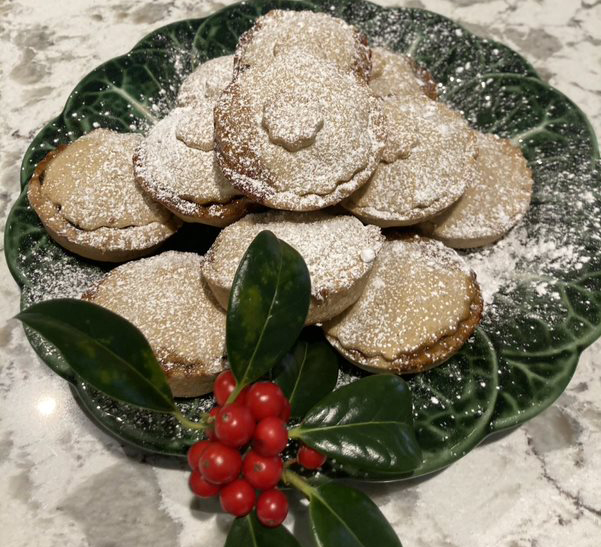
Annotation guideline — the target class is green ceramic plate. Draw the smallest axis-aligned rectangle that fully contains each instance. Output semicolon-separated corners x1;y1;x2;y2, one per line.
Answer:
5;0;601;479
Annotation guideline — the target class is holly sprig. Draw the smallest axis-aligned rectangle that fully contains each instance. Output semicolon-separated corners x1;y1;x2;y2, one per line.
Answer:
17;230;422;546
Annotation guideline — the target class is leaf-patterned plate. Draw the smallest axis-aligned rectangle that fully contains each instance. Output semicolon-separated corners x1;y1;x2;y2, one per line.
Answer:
5;0;600;479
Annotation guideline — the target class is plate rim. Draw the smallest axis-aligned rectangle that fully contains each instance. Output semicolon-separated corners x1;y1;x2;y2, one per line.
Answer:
5;0;600;477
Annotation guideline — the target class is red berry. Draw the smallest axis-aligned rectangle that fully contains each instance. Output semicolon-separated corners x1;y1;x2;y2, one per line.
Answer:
242;450;283;490
220;479;256;517
214;370;237;406
206;407;219;441
189;470;220;498
298;445;327;469
231;385;250;407
187;440;211;470
256;489;288;528
246;382;286;421
253;417;288;456
199;442;242;485
215;405;255;448
279;398;291;422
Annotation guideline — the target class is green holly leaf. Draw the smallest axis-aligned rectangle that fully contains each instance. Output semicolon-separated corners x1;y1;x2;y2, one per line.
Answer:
16;299;176;413
225;512;300;547
272;331;339;419
309;482;402;547
291;375;421;478
227;231;311;388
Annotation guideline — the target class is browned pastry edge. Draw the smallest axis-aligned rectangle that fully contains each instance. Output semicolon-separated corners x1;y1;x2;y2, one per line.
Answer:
82;270;225;398
27;147;182;263
213;78;277;207
233;10;372;82
132;151;256;227
419;220;508;249
324;232;483;373
325;272;483;374
160;357;225;398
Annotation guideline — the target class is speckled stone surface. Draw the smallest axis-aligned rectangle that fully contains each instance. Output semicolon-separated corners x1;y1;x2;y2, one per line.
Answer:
1;1;600;546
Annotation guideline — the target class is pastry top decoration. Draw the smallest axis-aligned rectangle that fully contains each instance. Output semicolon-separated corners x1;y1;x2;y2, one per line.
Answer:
215;51;385;211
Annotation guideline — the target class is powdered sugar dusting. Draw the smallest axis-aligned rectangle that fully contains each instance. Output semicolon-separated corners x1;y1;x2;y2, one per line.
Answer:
236;9;371;81
370;46;433;99
325;236;477;363
23;253;106;306
421;132;533;247
175;102;216;152
42;129;171;230
20;248;107;365
466;225;595;310
135;107;240;212
215;49;385;211
88;251;226;374
464;157;601;327
202;210;384;306
344;95;475;225
177;54;234;106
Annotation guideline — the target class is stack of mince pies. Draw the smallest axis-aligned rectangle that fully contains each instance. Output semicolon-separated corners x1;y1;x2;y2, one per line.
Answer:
28;10;534;398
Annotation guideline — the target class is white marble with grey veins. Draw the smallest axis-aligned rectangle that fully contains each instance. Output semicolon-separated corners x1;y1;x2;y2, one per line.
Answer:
0;1;600;546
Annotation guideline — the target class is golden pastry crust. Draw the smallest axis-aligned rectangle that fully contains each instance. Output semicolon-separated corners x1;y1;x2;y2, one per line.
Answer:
177;54;234;106
201;211;384;324
215;51;386;211
83;251;227;398
343;96;476;226
28;135;181;263
133;108;253;227
323;235;483;374
369;47;438;100
419;132;534;248
133;153;253;226
235;10;371;82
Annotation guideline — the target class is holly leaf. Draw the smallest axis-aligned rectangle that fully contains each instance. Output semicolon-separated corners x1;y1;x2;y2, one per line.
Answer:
227;231;311;387
273;331;339;420
225;512;300;547
309;482;403;547
290;375;421;478
16;299;176;413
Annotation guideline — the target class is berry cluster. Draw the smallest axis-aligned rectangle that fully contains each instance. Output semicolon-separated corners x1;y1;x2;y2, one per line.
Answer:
187;371;327;527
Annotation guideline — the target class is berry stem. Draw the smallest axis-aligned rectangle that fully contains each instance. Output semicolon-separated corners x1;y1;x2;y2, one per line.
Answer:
225;381;247;405
281;469;316;499
287;427;300;439
174;410;209;431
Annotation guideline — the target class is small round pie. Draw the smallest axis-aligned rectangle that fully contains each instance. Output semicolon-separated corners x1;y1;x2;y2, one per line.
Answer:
324;235;483;374
27;129;181;262
201;211;384;324
83;251;227;397
369;47;438;100
235;10;371;81
419;131;533;248
343;96;476;226
215;52;386;211
177;54;234;106
133;108;251;226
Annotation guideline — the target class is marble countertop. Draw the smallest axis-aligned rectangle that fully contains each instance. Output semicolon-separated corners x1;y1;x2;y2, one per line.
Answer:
0;1;600;546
